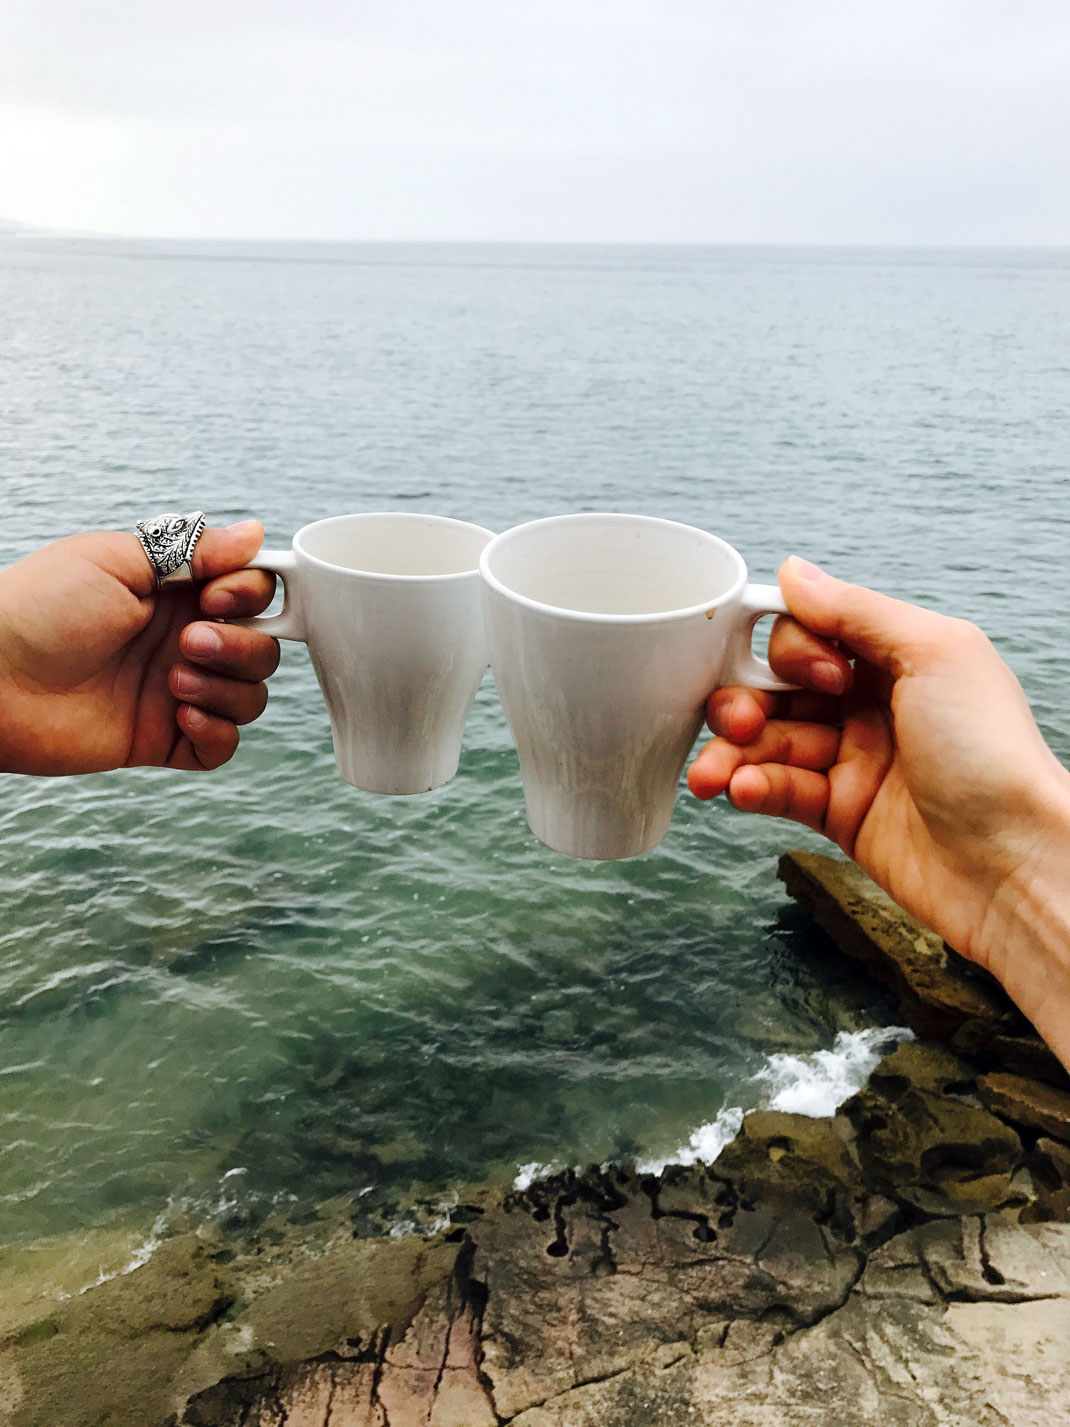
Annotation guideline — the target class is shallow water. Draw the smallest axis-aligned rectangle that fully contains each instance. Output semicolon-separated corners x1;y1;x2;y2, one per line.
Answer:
0;238;1067;1248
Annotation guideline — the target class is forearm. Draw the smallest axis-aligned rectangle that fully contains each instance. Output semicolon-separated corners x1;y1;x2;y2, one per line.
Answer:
980;770;1070;1069
0;589;19;774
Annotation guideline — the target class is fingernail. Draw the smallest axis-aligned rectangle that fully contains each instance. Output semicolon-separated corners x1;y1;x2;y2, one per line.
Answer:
183;705;208;731
174;666;208;697
185;624;223;657
812;660;845;694
227;519;260;536
789;556;826;583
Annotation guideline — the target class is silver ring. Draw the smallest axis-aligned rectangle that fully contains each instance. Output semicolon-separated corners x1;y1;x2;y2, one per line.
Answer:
134;511;206;588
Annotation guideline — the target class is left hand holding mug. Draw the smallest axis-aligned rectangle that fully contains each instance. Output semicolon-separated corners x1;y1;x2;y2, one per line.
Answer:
0;520;279;775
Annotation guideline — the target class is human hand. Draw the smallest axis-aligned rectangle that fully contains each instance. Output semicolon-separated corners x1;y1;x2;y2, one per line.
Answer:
0;520;279;775
688;557;1070;1056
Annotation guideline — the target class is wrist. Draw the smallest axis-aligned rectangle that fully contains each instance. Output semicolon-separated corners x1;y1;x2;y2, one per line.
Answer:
0;586;16;774
977;764;1070;1067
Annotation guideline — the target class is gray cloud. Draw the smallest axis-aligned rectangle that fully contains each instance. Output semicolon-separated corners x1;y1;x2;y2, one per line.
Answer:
1;0;1068;240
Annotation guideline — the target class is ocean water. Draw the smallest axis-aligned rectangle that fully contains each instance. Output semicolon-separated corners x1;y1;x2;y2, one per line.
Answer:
0;238;1067;1250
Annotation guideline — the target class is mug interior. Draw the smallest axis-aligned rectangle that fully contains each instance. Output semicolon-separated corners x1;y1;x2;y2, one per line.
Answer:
483;514;744;617
297;513;492;578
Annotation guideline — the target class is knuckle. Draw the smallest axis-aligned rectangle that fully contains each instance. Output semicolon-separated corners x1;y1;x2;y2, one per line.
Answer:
942;617;992;659
210;741;237;769
243;685;269;722
223;683;261;725
957;618;990;648
216;725;240;759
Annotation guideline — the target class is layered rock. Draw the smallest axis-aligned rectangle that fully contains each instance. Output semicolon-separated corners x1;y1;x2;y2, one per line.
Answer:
777;851;1022;1039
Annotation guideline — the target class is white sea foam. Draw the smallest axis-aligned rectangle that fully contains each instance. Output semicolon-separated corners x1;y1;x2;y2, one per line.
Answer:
72;1209;171;1296
754;1026;913;1116
635;1105;745;1177
388;1207;454;1239
520;1024;914;1189
513;1161;562;1192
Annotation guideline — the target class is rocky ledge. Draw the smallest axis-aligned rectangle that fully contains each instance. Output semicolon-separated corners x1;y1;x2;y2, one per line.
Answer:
6;852;1070;1427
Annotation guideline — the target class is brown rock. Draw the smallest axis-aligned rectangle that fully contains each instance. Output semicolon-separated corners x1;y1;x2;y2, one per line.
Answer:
778;850;1017;1036
474;1138;896;1422
18;841;1070;1427
505;1222;1070;1427
978;1071;1070;1143
862;1038;972;1095
952;1017;1070;1089
26;1119;1070;1427
841;1042;1029;1215
917;1214;1070;1301
1024;1137;1070;1224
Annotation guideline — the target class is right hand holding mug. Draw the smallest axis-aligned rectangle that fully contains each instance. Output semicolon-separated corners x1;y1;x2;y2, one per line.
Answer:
688;555;1070;1069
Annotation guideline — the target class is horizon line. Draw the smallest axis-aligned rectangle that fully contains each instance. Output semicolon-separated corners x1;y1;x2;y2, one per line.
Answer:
3;225;1069;250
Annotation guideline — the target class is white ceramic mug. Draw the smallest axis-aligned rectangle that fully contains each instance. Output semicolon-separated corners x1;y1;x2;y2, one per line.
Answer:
480;513;795;860
237;513;494;795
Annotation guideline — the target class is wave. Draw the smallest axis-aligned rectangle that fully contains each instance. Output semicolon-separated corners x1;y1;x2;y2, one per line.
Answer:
754;1026;912;1115
540;1025;913;1183
635;1105;745;1177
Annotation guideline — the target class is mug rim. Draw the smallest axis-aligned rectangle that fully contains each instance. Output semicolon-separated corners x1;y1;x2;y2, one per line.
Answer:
292;511;495;582
479;512;748;624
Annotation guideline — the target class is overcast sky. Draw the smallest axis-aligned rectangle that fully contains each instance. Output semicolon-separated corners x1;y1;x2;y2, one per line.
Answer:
1;0;1068;243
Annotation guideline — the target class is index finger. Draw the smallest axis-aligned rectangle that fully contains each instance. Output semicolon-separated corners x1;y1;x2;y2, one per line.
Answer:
767;614;852;694
200;568;276;618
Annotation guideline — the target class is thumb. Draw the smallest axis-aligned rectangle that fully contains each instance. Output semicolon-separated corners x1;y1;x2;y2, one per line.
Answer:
190;519;264;581
778;556;947;675
51;521;267;601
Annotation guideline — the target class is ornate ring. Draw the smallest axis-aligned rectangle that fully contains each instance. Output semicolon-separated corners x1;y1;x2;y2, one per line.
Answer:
134;511;206;588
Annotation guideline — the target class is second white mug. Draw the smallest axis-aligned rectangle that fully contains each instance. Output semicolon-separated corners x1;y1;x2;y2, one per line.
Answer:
237;512;494;795
480;513;794;860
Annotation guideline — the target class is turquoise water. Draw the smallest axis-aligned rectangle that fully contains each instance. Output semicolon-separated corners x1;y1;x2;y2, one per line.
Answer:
0;239;1067;1246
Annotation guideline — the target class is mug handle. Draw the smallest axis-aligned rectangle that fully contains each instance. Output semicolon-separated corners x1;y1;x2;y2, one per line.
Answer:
230;551;306;642
722;583;798;693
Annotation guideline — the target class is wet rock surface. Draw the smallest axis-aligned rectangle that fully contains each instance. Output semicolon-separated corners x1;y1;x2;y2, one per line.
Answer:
6;851;1070;1426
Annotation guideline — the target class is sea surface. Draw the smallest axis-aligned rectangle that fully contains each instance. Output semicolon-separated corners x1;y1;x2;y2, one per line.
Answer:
0;239;1067;1253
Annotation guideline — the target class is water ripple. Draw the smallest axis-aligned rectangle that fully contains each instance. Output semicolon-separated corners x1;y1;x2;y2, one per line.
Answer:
0;239;1067;1244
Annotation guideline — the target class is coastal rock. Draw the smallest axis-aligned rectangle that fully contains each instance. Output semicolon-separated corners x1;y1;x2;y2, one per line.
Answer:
1;1237;237;1427
181;1221;1070;1427
490;1219;1070;1427
977;1070;1070;1143
473;1125;890;1423
952;1017;1070;1089
777;850;1016;1036
913;1214;1070;1301
1024;1138;1070;1224
9;1042;1070;1427
839;1041;1030;1215
11;854;1070;1426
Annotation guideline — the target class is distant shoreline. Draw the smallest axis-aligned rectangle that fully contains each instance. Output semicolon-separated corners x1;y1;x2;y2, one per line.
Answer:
3;223;1069;251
